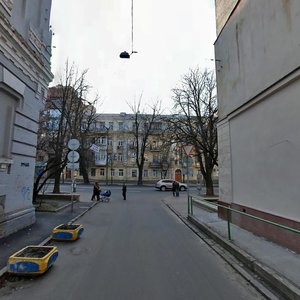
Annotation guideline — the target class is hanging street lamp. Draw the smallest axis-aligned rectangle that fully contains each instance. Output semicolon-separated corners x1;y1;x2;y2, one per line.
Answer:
120;0;138;59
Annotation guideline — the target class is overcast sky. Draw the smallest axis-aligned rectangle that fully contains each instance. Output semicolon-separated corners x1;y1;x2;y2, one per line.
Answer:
50;0;216;114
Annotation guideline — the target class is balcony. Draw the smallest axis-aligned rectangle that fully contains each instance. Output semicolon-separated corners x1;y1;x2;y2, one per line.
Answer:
149;161;161;168
149;146;160;152
95;159;106;166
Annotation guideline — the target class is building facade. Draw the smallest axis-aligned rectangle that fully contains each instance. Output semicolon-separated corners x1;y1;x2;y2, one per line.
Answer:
0;0;53;238
215;0;300;252
76;113;202;185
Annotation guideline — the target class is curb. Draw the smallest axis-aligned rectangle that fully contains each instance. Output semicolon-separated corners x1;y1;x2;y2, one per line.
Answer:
188;215;300;300
164;201;278;300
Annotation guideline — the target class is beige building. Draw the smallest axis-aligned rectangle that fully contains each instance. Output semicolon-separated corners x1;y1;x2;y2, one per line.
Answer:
76;113;201;185
215;0;300;252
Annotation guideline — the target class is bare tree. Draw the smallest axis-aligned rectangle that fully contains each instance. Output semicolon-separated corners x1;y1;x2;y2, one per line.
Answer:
169;67;218;196
34;62;98;199
128;97;162;185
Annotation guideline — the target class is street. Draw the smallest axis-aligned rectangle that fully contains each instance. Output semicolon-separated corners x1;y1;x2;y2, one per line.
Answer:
0;187;265;300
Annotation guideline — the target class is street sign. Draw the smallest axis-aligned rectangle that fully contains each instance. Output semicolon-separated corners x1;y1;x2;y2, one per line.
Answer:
68;139;80;150
67;162;79;169
90;144;100;153
67;150;80;162
183;145;193;156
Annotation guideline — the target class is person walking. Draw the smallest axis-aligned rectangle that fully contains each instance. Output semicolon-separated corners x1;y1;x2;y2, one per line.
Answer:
172;181;176;197
91;182;100;201
175;181;180;197
122;183;127;200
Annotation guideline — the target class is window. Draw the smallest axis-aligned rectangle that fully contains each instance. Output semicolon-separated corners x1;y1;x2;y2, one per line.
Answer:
132;122;136;131
153;169;158;177
95;151;106;161
108;137;113;146
109;122;114;130
100;152;106;160
131;152;136;162
100;136;106;145
100;168;105;176
0;88;18;159
117;154;123;161
119;169;124;177
153;154;160;163
152;122;162;130
118;140;123;147
151;141;158;150
111;169;115;176
99;122;106;131
91;168;96;177
144;169;148;177
118;122;124;130
132;169;137;177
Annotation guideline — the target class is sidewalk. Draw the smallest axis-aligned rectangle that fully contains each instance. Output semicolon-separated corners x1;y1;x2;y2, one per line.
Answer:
164;193;300;300
0;191;97;275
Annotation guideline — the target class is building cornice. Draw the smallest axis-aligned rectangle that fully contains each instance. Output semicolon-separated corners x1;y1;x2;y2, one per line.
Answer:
0;0;13;16
0;14;53;92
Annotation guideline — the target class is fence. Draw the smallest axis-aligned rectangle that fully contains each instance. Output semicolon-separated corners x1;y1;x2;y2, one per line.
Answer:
188;195;300;241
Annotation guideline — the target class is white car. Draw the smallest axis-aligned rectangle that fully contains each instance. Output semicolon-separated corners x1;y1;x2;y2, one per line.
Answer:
155;179;188;191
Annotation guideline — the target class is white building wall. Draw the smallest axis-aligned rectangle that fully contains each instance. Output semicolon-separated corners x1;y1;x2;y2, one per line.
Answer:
230;77;300;220
0;1;53;238
217;120;232;204
215;0;300;224
216;0;300;120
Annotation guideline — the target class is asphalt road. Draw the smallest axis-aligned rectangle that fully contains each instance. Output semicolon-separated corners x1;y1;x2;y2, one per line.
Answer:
0;188;264;300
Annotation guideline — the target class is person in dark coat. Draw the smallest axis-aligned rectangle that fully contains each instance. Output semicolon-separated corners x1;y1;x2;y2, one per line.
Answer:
91;182;100;201
122;183;127;200
172;181;176;197
175;181;180;197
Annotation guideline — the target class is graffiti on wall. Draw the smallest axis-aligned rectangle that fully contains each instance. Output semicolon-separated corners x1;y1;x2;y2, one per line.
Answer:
16;175;31;202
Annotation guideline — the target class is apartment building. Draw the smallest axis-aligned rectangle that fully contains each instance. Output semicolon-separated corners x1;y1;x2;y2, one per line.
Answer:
215;0;300;252
77;113;201;185
0;1;53;238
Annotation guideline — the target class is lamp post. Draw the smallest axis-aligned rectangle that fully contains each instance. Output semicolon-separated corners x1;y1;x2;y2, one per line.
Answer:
104;126;110;186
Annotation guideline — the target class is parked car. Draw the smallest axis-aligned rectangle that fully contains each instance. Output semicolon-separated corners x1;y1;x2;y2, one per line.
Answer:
155;179;188;191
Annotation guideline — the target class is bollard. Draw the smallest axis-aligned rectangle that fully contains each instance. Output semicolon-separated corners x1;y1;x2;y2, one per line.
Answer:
227;208;232;240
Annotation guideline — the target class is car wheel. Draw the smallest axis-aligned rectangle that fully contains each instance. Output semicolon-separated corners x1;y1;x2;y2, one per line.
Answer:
160;186;166;191
180;186;185;191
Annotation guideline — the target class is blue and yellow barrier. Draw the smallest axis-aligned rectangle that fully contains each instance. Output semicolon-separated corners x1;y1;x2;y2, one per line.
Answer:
7;245;58;275
52;224;84;241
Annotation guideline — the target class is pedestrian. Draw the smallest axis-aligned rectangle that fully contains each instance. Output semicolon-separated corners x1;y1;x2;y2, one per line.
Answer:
172;181;176;197
175;181;180;197
122;183;127;200
91;182;100;201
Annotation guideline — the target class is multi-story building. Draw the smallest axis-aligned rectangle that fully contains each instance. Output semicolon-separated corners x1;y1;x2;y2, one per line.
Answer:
0;1;53;238
215;1;300;252
77;113;202;185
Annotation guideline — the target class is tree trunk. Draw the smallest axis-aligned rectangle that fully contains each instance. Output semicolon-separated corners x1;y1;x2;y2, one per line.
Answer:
33;181;39;204
203;174;214;196
137;166;143;185
79;155;90;184
53;172;61;193
81;167;90;184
